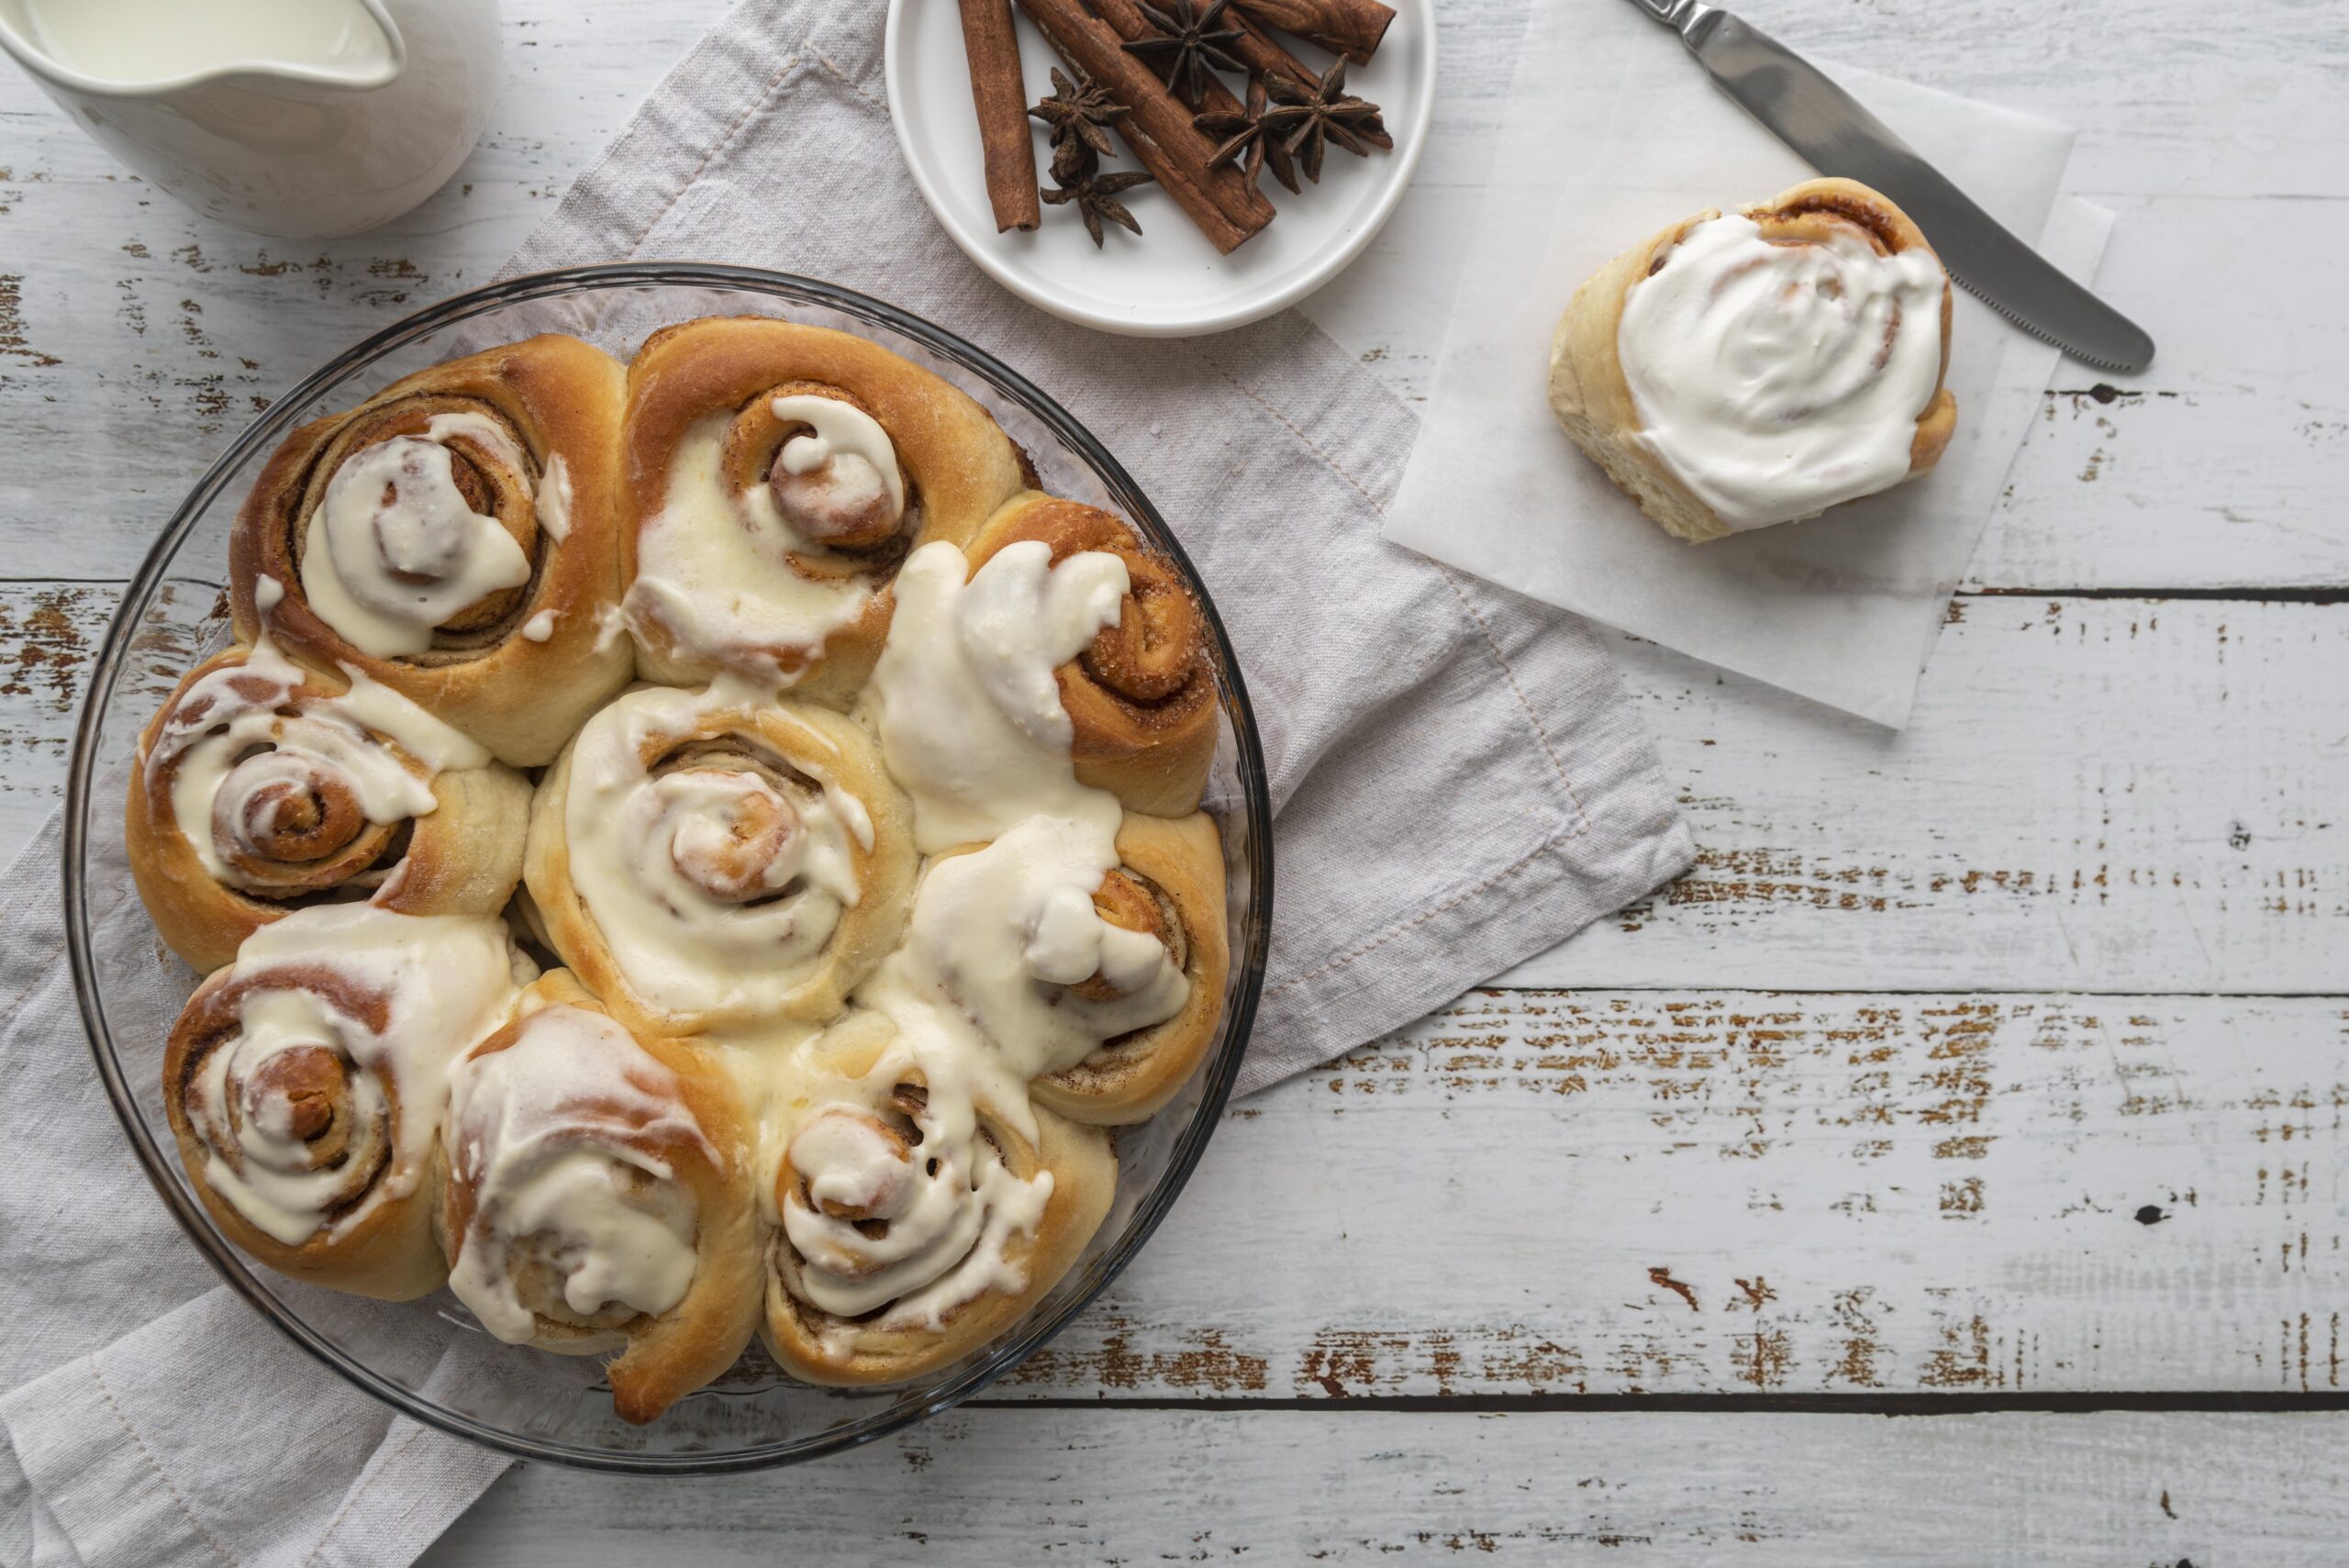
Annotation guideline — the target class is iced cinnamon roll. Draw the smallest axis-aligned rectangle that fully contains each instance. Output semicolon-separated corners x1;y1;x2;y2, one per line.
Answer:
761;1011;1115;1386
618;317;1029;700
230;334;634;765
963;495;1217;819
127;642;530;973
161;905;529;1301
442;971;761;1423
525;684;917;1037
1030;812;1229;1126
1547;177;1958;541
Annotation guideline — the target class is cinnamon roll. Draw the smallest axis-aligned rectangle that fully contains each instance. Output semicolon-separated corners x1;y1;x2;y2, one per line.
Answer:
525;684;917;1038
761;1010;1115;1386
618;317;1030;700
1030;812;1230;1126
161;905;529;1301
229;334;634;765
442;971;762;1424
127;642;530;973
1547;177;1959;541
964;495;1217;819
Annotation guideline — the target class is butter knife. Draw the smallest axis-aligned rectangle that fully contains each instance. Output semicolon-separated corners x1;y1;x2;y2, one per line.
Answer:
1630;0;2154;373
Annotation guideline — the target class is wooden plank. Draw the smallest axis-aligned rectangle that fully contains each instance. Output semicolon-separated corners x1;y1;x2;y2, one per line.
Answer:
991;991;2349;1399
424;1408;2349;1565
1512;595;2349;995
10;589;2343;1002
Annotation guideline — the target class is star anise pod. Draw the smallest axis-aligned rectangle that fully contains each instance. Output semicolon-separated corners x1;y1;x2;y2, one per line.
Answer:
1122;0;1247;112
1193;74;1297;196
1030;66;1126;163
1262;59;1382;184
1050;132;1099;187
1042;168;1153;248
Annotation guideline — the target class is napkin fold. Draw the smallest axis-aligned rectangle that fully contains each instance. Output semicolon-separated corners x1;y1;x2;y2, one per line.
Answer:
6;0;1692;1561
1383;0;2116;728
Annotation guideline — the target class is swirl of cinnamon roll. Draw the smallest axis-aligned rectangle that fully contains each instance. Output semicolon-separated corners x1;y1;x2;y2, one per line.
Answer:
442;972;761;1425
126;642;531;973
161;905;528;1301
761;1011;1114;1386
230;334;635;766
525;684;918;1037
1548;176;1958;541
618;317;1030;702
941;493;1218;824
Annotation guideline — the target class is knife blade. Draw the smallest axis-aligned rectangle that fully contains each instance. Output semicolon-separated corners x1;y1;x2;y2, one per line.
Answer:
1629;0;2154;373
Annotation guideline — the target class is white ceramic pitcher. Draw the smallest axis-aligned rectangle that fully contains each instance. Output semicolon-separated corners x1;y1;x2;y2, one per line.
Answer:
0;0;499;238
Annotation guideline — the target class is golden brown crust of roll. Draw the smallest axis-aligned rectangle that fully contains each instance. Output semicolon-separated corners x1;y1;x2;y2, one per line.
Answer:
1030;811;1230;1127
522;692;917;1038
759;1014;1118;1387
163;962;451;1302
126;649;530;973
228;334;634;765
442;971;763;1424
967;493;1219;817
620;316;1030;701
1546;176;1959;543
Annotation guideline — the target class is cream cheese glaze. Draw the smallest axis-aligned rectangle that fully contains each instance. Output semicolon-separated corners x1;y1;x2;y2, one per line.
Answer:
149;634;489;888
1617;213;1948;531
302;410;540;657
444;1004;712;1345
865;539;1130;854
561;682;874;1021
188;906;526;1246
624;401;896;682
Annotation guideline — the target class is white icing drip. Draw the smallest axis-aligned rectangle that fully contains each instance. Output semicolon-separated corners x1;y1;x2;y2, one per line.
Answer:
562;684;871;1019
767;394;906;522
187;906;522;1246
521;609;557;642
778;1018;1052;1330
864;540;1130;854
151;648;455;888
253;574;285;617
622;410;884;682
592;603;628;656
863;816;1188;1083
444;1005;710;1345
534;452;573;543
305;422;532;657
1617;212;1949;531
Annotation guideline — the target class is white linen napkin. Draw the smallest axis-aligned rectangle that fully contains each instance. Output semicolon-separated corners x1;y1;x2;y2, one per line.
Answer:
1383;0;2118;728
3;1;1694;1560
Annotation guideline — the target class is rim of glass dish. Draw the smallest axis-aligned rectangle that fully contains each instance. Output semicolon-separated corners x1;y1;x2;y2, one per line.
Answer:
62;261;1275;1474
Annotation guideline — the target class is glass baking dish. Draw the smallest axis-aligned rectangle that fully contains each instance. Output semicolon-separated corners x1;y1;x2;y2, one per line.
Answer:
62;263;1272;1473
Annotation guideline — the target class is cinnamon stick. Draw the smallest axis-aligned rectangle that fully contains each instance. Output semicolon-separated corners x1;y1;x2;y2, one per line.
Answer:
1016;0;1275;253
959;0;1041;232
1229;0;1395;65
1219;4;1392;150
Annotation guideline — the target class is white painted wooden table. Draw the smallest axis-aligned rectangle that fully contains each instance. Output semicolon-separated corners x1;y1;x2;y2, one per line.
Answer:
5;0;2345;1560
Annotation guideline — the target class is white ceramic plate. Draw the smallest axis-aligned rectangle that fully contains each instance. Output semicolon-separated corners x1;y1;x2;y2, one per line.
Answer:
885;0;1435;338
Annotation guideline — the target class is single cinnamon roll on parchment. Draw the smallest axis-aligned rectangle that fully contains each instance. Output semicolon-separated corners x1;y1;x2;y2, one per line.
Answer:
760;1010;1115;1387
442;970;762;1424
127;643;530;973
524;684;917;1038
229;334;634;765
1548;177;1958;542
963;495;1218;819
618;316;1030;701
161;905;529;1301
